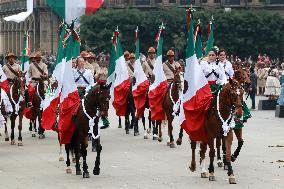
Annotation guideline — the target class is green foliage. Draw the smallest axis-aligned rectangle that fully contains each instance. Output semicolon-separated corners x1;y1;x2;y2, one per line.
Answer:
80;8;284;60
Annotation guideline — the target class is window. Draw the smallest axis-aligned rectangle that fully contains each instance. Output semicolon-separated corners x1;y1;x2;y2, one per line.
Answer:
270;0;283;4
229;0;240;5
202;0;207;3
214;0;220;3
180;0;195;5
155;0;162;3
169;0;176;3
135;0;150;5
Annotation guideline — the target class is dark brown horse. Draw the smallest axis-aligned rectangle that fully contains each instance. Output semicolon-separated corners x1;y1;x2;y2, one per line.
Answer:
65;83;110;178
202;78;244;184
157;72;181;148
4;73;26;146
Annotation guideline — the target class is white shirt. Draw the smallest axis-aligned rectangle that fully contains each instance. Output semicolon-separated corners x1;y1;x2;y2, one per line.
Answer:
219;60;234;80
200;60;227;85
73;68;94;88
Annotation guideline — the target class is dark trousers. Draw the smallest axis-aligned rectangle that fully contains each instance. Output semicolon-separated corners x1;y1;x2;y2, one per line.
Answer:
250;91;256;109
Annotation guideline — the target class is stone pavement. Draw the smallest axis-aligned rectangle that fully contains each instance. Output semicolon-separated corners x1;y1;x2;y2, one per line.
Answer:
0;96;284;189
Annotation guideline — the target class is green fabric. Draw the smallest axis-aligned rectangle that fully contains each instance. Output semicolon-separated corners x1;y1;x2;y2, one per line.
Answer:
78;88;86;99
234;102;252;129
210;83;222;94
102;117;109;126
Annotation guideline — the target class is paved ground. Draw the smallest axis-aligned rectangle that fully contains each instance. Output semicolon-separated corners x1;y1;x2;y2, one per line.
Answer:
0;96;284;189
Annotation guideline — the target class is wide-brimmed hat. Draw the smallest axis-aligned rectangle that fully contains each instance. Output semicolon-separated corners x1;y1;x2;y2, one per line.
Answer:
167;50;175;56
80;51;91;58
89;52;96;59
5;52;18;60
148;47;156;53
124;51;130;56
29;52;42;61
129;53;135;59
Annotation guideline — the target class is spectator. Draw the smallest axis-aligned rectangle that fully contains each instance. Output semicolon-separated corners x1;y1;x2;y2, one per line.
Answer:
249;67;257;110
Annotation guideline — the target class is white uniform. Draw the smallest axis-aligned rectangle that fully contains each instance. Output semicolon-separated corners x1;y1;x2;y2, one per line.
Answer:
200;60;227;85
73;68;94;88
219;60;234;80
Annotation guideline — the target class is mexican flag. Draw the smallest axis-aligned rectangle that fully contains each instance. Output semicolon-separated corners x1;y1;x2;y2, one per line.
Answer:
20;32;31;84
112;29;131;116
148;24;168;120
194;21;203;59
0;66;10;94
106;33;117;87
58;29;81;144
179;16;213;142
204;18;214;56
46;0;104;24
132;28;149;118
41;26;66;131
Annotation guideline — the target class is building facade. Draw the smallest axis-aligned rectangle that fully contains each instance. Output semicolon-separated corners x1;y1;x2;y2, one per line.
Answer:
0;0;283;56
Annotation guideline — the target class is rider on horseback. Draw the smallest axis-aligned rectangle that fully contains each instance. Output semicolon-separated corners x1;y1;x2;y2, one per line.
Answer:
2;53;21;84
163;50;181;84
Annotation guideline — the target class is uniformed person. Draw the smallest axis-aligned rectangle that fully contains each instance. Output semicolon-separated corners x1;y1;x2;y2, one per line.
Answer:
127;53;135;82
218;49;234;81
142;47;156;80
73;57;94;99
163;50;181;83
89;52;100;79
124;51;130;63
80;51;95;75
3;53;21;83
28;52;48;87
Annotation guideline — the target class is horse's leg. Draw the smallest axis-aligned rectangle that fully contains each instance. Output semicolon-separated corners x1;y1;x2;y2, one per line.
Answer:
142;113;148;139
10;115;16;145
157;121;163;142
231;128;244;162
208;139;216;181
118;116;122;128
65;144;72;174
216;137;223;167
125;112;130;134
189;140;196;172
222;137;228;170
4;122;9;141
93;138;102;175
225;130;237;184
168;118;175;148
74;138;82;175
176;127;183;145
18;112;23;146
134;117;139;136
38;111;45;139
81;140;90;178
200;142;208;178
31;120;36;137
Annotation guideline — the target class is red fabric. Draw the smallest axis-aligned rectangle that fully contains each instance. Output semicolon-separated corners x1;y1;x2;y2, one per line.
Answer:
27;83;35;103
112;79;131;116
0;79;10;94
58;91;80;144
133;80;150;118
208;80;217;84
181;84;213;142
85;0;104;15
24;107;33;119
42;96;60;130
97;80;106;85
148;80;168;120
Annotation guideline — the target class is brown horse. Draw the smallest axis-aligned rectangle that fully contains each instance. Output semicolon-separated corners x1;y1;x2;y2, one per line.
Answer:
157;72;181;148
202;78;244;184
65;83;110;178
29;77;48;139
4;74;26;146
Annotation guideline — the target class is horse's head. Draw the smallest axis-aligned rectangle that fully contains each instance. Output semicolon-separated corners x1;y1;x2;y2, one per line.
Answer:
98;83;111;118
227;78;244;121
173;70;181;90
234;67;251;93
12;72;26;97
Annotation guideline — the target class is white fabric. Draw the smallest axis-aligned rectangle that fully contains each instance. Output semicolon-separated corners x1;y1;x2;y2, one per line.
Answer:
200;60;227;85
1;89;13;114
65;0;86;24
149;55;167;90
132;58;147;91
219;60;234;80
3;0;33;23
114;55;129;87
73;68;94;88
0;97;5;128
0;65;8;83
264;76;281;96
82;98;100;139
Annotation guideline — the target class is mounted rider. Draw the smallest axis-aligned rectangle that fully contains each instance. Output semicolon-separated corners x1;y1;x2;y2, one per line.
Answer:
218;49;234;81
27;52;48;107
142;47;156;80
89;52;100;80
2;53;21;84
163;50;181;83
80;51;95;76
73;56;94;99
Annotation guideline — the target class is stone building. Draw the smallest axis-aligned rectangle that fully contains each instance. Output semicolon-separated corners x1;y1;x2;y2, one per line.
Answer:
0;0;283;57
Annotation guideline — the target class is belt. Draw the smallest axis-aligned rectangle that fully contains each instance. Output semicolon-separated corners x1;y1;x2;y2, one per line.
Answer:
208;80;217;84
32;78;41;81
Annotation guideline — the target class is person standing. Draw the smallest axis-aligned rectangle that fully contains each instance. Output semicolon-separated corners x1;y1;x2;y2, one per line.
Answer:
249;67;257;110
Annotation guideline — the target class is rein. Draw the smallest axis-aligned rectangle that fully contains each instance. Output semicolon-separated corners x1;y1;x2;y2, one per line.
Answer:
169;82;182;116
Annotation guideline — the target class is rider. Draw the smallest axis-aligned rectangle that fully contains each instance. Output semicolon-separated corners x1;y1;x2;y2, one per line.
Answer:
163;50;181;84
2;53;21;83
126;53;139;136
80;51;95;76
73;57;94;99
89;52;100;80
200;48;227;94
142;47;156;80
218;49;234;81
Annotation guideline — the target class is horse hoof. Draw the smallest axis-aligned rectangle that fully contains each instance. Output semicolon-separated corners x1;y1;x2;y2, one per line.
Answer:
66;167;72;174
170;143;175;148
39;134;45;139
0;132;1;136
59;156;64;161
224;164;228;170
11;140;16;145
158;137;163;142
176;138;182;145
83;172;90;178
134;132;140;136
92;148;97;152
152;135;158;140
231;155;237;162
209;175;216;181
118;125;122;128
93;168;100;175
76;170;82;175
201;172;208;178
5;137;9;141
32;134;36;137
18;142;23;146
189;163;196;172
217;160;223;167
229;175;237;184
72;158;76;163
126;130;130;134
144;134;148;139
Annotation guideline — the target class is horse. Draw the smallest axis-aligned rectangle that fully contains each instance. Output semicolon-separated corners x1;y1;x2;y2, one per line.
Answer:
4;74;26;146
202;78;244;184
156;72;181;148
64;83;110;178
124;87;139;136
29;76;48;139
